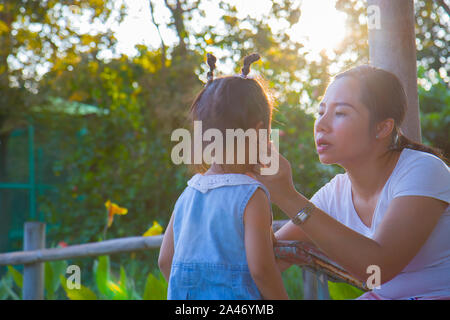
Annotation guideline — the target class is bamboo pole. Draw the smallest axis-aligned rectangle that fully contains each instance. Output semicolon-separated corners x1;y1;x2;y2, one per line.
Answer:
0;235;164;266
274;240;368;292
273;220;333;299
3;222;364;300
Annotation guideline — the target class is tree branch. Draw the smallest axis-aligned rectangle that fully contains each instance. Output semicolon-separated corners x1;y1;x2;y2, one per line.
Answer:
162;0;187;55
436;0;450;16
163;0;175;13
149;0;166;68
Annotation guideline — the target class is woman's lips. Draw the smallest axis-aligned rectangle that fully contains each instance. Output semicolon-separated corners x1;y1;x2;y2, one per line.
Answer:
316;138;332;153
317;144;332;153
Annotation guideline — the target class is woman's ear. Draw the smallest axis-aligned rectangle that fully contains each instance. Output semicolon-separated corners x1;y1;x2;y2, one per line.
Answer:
375;118;395;139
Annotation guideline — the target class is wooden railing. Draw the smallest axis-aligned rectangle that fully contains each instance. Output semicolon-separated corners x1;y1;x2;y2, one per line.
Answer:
272;220;367;299
0;222;163;299
0;221;366;300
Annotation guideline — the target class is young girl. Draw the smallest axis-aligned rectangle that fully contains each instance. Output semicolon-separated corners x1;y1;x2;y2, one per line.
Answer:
158;53;288;300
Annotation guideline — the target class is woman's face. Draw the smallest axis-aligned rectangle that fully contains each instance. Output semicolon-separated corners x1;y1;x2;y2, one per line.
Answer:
314;77;374;166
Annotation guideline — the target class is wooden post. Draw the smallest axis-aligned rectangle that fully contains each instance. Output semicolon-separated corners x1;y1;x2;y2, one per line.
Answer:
368;0;421;142
22;222;45;300
302;268;318;299
302;268;330;300
274;221;331;300
317;271;330;300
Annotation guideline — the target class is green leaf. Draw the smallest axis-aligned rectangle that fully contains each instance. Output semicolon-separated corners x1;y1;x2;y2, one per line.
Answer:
44;260;68;299
282;265;303;300
60;275;97;300
44;262;54;300
93;255;110;298
119;266;128;293
142;271;167;300
93;256;129;300
328;281;365;300
7;266;23;289
106;279;128;300
0;274;20;300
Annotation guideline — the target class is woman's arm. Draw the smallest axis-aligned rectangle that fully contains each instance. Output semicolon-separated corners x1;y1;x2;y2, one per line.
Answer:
250;144;317;271
274;221;316;272
251;143;448;284
158;213;175;281
272;189;447;285
244;188;289;300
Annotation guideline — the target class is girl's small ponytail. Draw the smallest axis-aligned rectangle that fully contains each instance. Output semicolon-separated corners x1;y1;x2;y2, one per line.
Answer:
206;53;217;84
241;53;260;78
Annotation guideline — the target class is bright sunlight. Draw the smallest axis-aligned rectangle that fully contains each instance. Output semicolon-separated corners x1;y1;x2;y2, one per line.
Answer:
113;0;348;60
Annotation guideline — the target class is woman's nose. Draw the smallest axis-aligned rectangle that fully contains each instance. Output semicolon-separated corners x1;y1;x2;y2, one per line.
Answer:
315;112;331;133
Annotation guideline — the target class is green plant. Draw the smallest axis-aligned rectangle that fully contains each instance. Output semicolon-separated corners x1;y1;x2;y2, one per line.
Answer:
1;255;168;300
0;267;22;300
45;260;68;300
0;261;69;300
57;255;168;300
59;274;97;300
142;271;168;300
282;265;304;300
328;281;365;300
92;255;129;300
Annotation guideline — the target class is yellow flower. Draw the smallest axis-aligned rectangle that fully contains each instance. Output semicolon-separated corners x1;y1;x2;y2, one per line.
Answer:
106;280;124;295
105;200;128;228
143;221;163;237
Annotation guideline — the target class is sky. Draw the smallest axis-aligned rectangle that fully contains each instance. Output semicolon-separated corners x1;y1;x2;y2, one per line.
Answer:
111;0;348;63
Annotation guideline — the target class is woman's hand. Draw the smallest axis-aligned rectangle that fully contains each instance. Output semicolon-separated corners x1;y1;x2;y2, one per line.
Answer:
248;142;297;207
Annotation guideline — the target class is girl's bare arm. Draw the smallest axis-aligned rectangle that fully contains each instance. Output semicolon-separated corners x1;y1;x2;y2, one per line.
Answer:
158;213;175;281
244;188;289;300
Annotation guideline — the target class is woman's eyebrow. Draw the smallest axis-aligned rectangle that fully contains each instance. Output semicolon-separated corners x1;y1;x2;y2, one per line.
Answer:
320;101;357;110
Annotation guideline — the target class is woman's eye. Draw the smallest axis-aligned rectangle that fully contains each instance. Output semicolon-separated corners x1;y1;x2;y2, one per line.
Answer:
336;112;346;116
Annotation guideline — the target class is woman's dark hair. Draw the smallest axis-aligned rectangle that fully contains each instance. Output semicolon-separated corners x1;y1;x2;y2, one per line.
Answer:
189;53;273;172
334;64;445;161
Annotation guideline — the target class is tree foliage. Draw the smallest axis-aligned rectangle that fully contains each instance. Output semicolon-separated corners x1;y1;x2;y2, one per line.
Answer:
0;0;126;182
1;0;448;249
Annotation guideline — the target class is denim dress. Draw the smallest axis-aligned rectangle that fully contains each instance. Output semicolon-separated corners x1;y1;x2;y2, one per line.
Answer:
167;173;272;300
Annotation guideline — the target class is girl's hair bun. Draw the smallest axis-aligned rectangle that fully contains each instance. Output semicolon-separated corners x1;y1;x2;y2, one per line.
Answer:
241;53;260;77
206;53;217;84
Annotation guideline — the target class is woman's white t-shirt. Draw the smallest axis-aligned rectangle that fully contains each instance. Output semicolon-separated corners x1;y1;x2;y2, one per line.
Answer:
310;148;450;299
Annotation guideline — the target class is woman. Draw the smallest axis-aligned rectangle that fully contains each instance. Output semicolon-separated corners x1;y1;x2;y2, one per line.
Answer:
251;65;450;300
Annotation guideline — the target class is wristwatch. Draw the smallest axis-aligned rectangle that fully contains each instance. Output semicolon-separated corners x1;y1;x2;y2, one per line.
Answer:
291;203;316;225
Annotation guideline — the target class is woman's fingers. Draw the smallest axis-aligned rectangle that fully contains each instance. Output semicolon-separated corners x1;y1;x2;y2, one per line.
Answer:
252;141;284;177
254;141;280;175
252;163;266;176
252;164;261;176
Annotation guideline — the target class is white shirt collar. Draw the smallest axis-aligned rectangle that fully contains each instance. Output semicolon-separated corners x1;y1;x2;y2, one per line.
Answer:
187;173;263;193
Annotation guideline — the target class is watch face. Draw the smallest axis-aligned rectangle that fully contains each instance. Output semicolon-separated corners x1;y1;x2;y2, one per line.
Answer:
292;214;303;225
293;204;315;225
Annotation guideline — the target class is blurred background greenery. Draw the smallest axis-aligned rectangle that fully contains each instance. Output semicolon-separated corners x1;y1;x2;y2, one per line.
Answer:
0;0;448;299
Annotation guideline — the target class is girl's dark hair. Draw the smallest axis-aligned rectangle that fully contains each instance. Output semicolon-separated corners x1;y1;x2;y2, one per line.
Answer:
335;65;445;161
189;53;273;172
